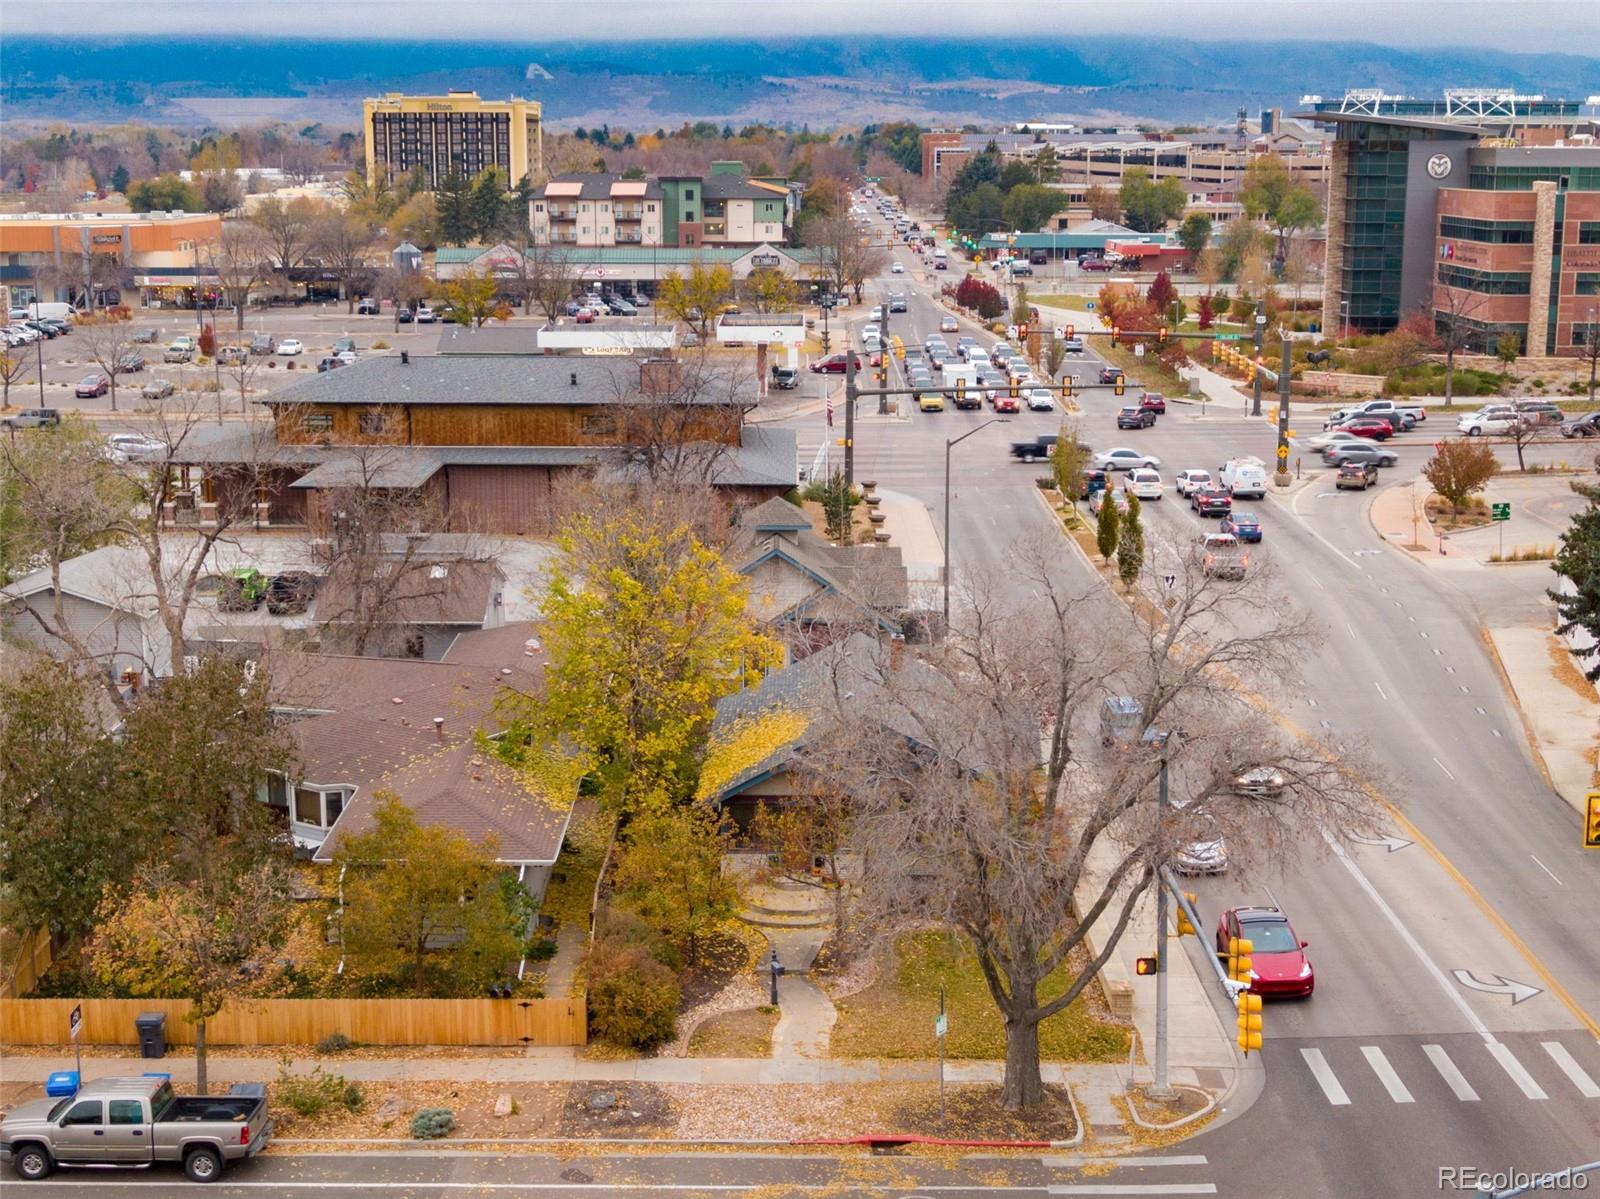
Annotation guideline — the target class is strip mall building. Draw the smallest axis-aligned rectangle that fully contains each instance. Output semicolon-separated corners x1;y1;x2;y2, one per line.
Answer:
0;211;222;310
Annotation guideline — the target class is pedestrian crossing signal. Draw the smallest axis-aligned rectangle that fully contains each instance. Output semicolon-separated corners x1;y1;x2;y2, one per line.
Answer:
1065;325;1075;340
1135;956;1158;976
1586;792;1600;849
1237;991;1263;1054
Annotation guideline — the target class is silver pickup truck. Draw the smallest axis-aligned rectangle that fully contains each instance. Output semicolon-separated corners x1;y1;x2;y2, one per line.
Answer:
0;1076;271;1183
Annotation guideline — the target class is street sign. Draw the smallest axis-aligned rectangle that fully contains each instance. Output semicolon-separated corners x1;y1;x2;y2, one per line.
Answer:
1134;343;1146;357
1085;301;1096;311
1277;445;1290;460
1218;333;1241;341
69;1004;82;1042
1162;573;1177;590
934;1013;948;1038
1491;502;1511;522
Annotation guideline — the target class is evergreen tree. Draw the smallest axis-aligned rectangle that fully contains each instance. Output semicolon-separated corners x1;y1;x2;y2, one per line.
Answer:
1117;495;1145;588
468;168;507;242
434;170;474;245
1551;472;1600;682
1096;492;1120;562
110;164;130;194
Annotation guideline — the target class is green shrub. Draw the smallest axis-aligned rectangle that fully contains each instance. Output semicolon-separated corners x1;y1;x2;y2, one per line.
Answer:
316;1032;353;1054
410;1107;455;1139
597;907;681;970
276;1058;366;1117
584;937;681;1049
525;938;559;962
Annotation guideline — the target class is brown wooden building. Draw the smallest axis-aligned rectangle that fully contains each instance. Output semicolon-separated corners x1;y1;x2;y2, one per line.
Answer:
170;355;796;535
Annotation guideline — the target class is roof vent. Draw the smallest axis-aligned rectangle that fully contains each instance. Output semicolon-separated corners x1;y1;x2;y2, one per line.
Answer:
570;371;578;386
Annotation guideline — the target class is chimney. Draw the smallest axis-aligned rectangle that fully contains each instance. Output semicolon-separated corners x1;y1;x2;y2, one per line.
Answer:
400;350;410;365
570;371;578;386
433;716;445;741
639;356;683;397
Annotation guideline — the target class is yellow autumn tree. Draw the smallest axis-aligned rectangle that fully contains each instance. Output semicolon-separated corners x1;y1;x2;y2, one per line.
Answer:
499;495;780;816
432;267;505;329
657;262;733;340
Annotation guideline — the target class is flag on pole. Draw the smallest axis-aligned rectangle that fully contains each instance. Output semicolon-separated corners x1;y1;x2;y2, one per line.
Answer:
826;394;834;428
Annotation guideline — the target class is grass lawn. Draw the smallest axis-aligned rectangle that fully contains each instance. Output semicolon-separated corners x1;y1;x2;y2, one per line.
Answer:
832;930;1129;1062
1090;336;1187;393
1032;294;1096;312
686;1006;779;1057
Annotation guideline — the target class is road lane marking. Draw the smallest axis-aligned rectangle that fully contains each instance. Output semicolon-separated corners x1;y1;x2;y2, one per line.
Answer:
1542;1041;1600;1098
1475;706;1486;715
1362;1046;1416;1103
1041;1156;1209;1168
1423;1044;1481;1100
1048;1188;1217;1196
1346;622;1357;638
1530;855;1563;886
1492;728;1503;737
1488;1041;1549;1099
1307;697;1318;707
1375;682;1389;701
1459;685;1472;694
1433;758;1457;781
1420;631;1430;638
1300;1047;1351;1105
1446;665;1456;674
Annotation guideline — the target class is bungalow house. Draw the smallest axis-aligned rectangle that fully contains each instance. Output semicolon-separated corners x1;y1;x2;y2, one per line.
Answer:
729;496;909;656
265;621;573;902
312;553;507;660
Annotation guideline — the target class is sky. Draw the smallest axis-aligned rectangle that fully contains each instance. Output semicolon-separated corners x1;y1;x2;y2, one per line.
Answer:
3;0;1597;54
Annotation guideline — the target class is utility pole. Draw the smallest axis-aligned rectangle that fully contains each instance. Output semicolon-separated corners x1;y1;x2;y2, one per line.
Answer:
843;351;857;487
878;301;893;415
1275;337;1293;486
1150;731;1176;1101
1250;301;1265;417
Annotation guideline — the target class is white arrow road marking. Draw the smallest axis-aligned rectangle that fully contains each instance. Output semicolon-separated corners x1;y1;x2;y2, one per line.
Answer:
1451;969;1543;1005
1351;833;1414;853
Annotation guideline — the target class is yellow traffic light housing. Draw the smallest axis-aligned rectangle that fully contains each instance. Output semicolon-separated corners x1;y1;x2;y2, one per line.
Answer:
1060;377;1075;399
1135;956;1158;976
1209;339;1218;361
1110;324;1121;346
1009;381;1019;399
1237;991;1263;1054
955;379;966;403
1586;791;1600;849
1228;936;1254;982
1159;326;1169;348
1175;894;1197;937
1114;377;1126;396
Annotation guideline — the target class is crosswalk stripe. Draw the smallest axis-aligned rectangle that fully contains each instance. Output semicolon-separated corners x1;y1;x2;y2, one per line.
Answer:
1488;1040;1549;1100
1300;1047;1351;1105
1361;1045;1416;1103
1542;1042;1600;1098
1423;1044;1481;1101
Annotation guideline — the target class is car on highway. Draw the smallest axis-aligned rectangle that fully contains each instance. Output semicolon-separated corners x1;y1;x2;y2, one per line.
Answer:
1220;512;1262;542
918;388;945;413
74;373;109;398
1329;416;1393;440
1457;405;1517;436
1098;366;1124;385
1172;801;1229;875
1322;442;1398;468
1123;467;1164;500
1092;447;1160;471
1304;428;1366;452
1215;905;1313;997
1174;468;1212;497
140;378;176;400
888;293;908;313
955;336;977;359
1561;411;1600;438
1025;387;1055;412
1116;405;1156;430
1200;531;1248;579
1335;461;1379;490
1139;392;1167;414
1062;336;1085;353
1190;486;1233;517
277;338;305;356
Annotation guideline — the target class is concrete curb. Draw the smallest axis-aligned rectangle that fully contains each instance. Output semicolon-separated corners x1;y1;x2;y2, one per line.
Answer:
1122;1083;1218;1132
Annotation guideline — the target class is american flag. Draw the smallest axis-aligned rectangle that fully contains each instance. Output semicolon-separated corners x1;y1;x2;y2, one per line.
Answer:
826;394;834;428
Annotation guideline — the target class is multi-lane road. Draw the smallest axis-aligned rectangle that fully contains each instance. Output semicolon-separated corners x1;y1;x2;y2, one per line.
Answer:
774;198;1600;1194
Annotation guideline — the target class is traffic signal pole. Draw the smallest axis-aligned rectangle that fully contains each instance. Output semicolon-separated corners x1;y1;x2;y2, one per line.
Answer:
1151;738;1177;1101
1250;301;1265;418
1276;338;1293;484
843;353;857;487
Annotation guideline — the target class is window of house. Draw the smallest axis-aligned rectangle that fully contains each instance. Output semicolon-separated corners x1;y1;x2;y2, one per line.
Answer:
303;413;333;432
600;202;609;212
325;791;344;826
265;774;288;807
581;202;591;212
582;226;590;235
294;786;323;826
535;203;544;213
686;189;696;201
358;410;389;436
647;203;656;212
685;210;696;222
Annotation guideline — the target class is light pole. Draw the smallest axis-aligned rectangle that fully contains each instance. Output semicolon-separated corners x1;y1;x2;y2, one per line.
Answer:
1585;305;1598;409
943;417;1009;628
1143;725;1178;1101
1250;302;1266;417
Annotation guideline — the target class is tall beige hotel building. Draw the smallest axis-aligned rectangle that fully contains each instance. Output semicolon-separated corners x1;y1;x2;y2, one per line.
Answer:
362;91;543;188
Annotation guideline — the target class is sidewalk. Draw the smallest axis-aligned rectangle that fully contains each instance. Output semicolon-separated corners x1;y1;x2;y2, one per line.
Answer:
874;486;943;610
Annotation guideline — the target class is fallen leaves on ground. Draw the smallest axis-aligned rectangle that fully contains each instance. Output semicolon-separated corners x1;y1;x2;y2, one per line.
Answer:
685;1006;779;1058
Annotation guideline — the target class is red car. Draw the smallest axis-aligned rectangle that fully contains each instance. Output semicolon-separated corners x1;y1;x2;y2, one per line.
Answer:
1338;417;1394;441
993;393;1020;414
1215;905;1314;997
574;306;595;324
809;353;862;374
1140;392;1167;415
1080;257;1115;272
74;373;109;398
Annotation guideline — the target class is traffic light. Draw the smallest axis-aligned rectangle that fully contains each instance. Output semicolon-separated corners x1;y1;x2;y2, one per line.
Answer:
1237;991;1263;1054
1175;894;1197;937
955;378;966;403
1009;380;1019;399
1586;792;1600;849
1135;956;1158;976
1228;936;1254;983
1208;339;1218;361
1019;323;1029;340
1065;325;1075;340
1158;326;1169;348
1114;376;1126;396
1060;377;1075;400
1110;324;1121;346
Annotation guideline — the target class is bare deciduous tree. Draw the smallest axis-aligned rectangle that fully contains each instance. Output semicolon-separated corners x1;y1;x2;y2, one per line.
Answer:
805;210;889;304
1433;284;1492;409
75;319;141;413
524;242;581;322
314;210;382;313
204;222;270;332
249;196;325;296
0;351;33;412
609;353;754;488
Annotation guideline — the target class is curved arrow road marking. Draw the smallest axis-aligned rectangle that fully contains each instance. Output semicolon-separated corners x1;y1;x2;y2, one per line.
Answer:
1451;969;1543;1005
1350;832;1414;853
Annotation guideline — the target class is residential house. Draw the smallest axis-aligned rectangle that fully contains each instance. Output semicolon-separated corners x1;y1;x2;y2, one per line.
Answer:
313;552;506;660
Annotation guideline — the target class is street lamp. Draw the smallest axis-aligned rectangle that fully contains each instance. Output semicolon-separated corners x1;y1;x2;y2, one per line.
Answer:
1141;725;1179;1100
1250;302;1267;417
943;417;1010;629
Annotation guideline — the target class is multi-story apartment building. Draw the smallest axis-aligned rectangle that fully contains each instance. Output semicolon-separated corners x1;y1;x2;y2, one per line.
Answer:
530;163;788;250
363;91;542;188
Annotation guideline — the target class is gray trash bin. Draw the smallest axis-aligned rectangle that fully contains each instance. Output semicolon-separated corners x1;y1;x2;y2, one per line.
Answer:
228;1082;266;1100
135;1012;166;1059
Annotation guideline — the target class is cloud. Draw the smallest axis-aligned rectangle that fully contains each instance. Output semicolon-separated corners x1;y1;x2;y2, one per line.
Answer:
3;0;1596;51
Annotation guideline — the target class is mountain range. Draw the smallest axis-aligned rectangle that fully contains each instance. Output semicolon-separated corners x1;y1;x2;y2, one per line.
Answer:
4;35;1598;129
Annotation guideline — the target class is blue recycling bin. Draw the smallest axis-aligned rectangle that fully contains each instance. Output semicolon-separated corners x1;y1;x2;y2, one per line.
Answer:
45;1071;79;1097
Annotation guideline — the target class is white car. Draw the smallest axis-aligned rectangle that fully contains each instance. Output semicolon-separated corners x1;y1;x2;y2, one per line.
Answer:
1304;430;1365;452
940;315;959;332
869;307;884;322
1174;468;1212;497
277;339;304;356
335;350;359;364
1094;447;1161;471
1123;468;1164;500
415;305;437;323
891;261;905;274
1458;407;1517;436
1025;388;1055;412
104;433;167;463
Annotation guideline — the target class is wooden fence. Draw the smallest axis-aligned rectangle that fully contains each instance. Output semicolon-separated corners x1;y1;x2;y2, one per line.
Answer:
0;996;586;1048
0;928;53;999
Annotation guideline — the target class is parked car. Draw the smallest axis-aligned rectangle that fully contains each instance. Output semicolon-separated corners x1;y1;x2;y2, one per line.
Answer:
1335;461;1379;490
770;364;800;390
1561;412;1600;439
163;338;195;363
1323;443;1398;468
0;1075;271;1184
1139;392;1167;415
112;353;145;375
74;373;109;398
266;570;317;615
216;346;247;366
1200;531;1248;579
1214;906;1313;997
1123;468;1164;500
574;307;595;324
415;305;437;323
131;328;159;344
1174;468;1212;497
1080;257;1115;272
1191;486;1233;517
316;356;345;373
105;432;166;463
1116;405;1156;430
0;409;60;430
356;297;380;315
1089;488;1131;516
1220;511;1262;542
140;378;176;401
1092;447;1160;471
276;339;304;356
248;335;276;355
396;306;415;324
607;298;637;316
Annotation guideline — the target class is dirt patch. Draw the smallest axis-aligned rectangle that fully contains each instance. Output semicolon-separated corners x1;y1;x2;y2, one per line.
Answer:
888;1083;1078;1142
1546;633;1600;705
678;925;758;1009
272;1079;568;1140
1110;1090;1218;1149
1425;495;1492;533
685;1006;778;1057
1126;1084;1210;1125
558;1081;677;1136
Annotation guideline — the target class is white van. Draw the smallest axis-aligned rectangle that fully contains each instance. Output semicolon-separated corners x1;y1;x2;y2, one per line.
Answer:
18;301;76;323
1219;457;1268;499
932;249;949;271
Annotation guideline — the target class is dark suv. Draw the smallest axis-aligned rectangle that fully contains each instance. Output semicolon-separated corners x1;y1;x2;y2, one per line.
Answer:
1191;486;1233;517
1117;405;1156;429
1098;366;1124;385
